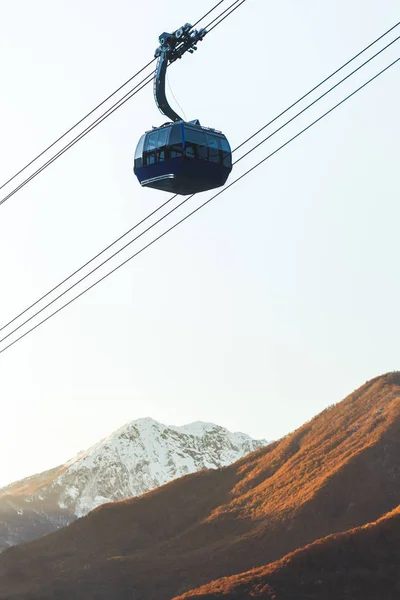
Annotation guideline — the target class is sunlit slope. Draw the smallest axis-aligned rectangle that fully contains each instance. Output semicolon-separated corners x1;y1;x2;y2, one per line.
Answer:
177;505;400;600
0;373;398;599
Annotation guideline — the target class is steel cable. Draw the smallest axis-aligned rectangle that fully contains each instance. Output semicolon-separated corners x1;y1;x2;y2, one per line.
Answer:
0;58;157;192
0;20;398;336
0;57;398;356
0;0;249;207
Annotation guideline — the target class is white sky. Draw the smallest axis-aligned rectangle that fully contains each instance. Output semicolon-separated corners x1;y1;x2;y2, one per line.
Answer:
0;0;398;487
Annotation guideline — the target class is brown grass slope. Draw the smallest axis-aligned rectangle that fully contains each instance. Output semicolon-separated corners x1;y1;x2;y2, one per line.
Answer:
0;372;399;600
0;464;67;498
177;505;400;600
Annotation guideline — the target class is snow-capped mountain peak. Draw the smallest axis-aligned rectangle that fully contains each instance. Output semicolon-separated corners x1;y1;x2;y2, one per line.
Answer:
0;418;267;552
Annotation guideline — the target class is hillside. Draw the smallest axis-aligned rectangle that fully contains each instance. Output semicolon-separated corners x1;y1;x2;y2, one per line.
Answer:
177;505;400;599
0;418;266;552
0;372;398;599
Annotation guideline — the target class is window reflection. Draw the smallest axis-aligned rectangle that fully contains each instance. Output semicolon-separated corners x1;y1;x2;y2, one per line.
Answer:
141;126;231;168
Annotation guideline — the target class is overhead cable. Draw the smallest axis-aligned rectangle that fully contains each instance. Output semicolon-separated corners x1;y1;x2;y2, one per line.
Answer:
193;0;227;27
0;56;398;356
0;0;248;207
1;21;398;336
0;71;155;208
233;33;400;166
206;0;248;32
0;0;230;193
233;20;400;154
0;57;156;193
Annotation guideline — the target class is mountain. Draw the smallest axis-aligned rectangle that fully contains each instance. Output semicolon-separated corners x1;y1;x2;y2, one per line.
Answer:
177;504;400;599
0;418;267;552
0;372;398;600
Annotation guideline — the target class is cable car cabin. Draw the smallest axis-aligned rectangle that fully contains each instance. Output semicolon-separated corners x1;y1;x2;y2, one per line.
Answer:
134;121;232;195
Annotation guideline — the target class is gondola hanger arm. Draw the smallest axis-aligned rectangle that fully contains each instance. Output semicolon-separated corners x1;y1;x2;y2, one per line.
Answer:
153;24;207;122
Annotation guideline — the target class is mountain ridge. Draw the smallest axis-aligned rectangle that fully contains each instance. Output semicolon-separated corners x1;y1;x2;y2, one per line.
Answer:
176;503;400;599
0;417;267;552
0;372;398;599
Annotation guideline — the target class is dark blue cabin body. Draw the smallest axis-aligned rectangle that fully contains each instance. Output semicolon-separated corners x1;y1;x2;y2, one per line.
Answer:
134;121;232;195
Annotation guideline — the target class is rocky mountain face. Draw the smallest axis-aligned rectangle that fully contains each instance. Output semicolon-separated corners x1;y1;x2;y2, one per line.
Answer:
0;372;398;600
0;418;267;552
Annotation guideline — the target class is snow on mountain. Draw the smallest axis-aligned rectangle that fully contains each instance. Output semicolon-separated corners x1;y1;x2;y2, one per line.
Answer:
0;418;267;551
